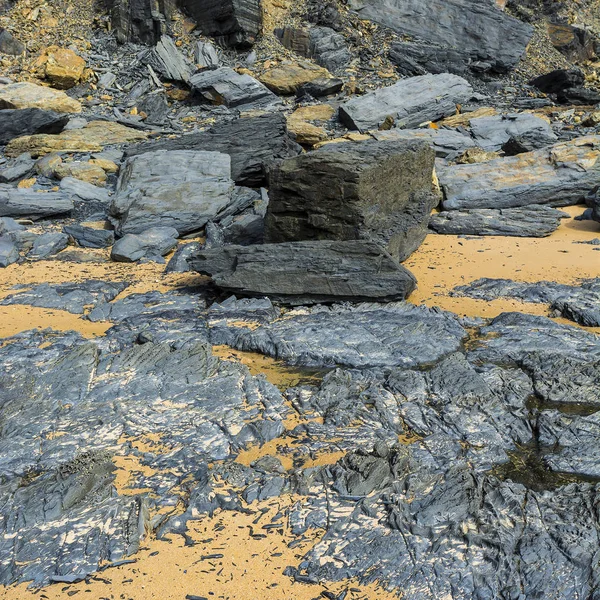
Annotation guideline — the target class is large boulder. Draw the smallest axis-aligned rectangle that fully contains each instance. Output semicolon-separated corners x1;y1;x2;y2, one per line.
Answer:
0;185;73;220
0;82;81;113
265;139;437;262
339;73;473;132
439;135;600;210
0;109;69;145
351;0;533;73
110;149;235;235
125;113;302;187
190;240;417;304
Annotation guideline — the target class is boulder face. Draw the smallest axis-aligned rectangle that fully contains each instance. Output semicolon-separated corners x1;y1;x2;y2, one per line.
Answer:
0;109;69;145
110;150;235;236
106;0;173;44
338;73;473;132
350;0;533;72
177;0;261;48
190;240;417;304
266;139;437;262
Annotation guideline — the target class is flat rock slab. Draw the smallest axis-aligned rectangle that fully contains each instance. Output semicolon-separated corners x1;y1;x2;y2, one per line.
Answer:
190;240;417;304
339;73;474;132
266;139;437;262
430;205;569;237
0;81;82;113
125;113;302;187
0;108;69;145
0;185;73;220
0;235;18;267
351;0;533;72
110;150;234;236
5;120;148;158
439;135;600;210
110;227;178;262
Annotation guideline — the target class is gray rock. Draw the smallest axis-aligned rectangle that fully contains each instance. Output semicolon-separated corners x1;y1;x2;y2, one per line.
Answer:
0;185;72;220
389;41;477;76
0;235;18;267
190;240;417;304
60;177;111;220
142;36;193;83
430;205;569;237
64;224;115;249
351;0;533;72
106;0;172;44
189;67;278;110
440;135;600;210
530;68;585;94
0;109;69;145
265;139;437;262
194;41;220;68
27;232;69;259
125;113;302;187
298;76;343;98
165;241;203;273
110;150;234;236
590;188;600;224
0;28;24;55
339;73;474;132
111;226;178;263
0;153;34;183
135;91;170;125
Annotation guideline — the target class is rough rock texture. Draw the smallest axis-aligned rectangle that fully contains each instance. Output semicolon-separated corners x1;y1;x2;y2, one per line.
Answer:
266;139;437;262
110;226;178;262
27;232;69;259
141;36;192;83
389;41;481;76
0;185;73;220
64;225;115;249
0;28;24;55
106;0;172;44
110;150;234;235
191;241;417;304
125;113;302;187
339;73;474;132
351;0;533;72
0;236;18;267
0;82;82;113
259;61;333;95
430;205;569;237
439;135;600;210
0;109;69;145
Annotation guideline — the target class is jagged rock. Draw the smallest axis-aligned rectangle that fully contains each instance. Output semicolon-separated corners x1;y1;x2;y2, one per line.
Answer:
469;113;558;152
136;91;170;125
106;0;172;44
40;46;86;89
190;240;417;304
27;232;69;260
189;67;278;110
125;113;302;187
430;205;568;237
557;86;600;105
0;109;69;145
439;135;600;210
194;41;220;68
178;0;261;48
64;225;115;249
590;188;600;224
0;82;81;113
0;28;24;55
165;241;203;273
266;139;437;262
339;74;473;132
548;23;597;63
0;154;34;183
351;0;532;72
54;162;107;186
110;226;178;262
110;150;234;235
298;76;343;98
60;177;111;219
5;120;148;158
142;36;193;83
259;61;333;95
0;185;72;219
389;41;479;76
0;236;18;267
530;68;585;94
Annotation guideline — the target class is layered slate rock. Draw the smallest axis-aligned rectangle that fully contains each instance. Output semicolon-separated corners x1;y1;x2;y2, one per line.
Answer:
125;113;302;187
106;0;172;44
439;135;600;210
110;227;178;263
351;0;533;72
339;73;473;132
266;139;437;262
141;36;193;83
0;236;18;267
178;0;261;48
0;185;73;220
110;150;234;236
0;82;82;113
190;240;417;304
0;109;69;145
430;206;569;237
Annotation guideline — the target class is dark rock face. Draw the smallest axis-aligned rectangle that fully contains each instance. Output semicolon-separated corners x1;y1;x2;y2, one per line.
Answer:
110;226;178;262
0;28;24;55
190;240;417;304
177;0;261;48
266;139;437;262
64;225;115;249
106;0;172;44
389;41;479;76
0;185;73;220
430;205;569;237
351;0;533;72
530;68;585;94
339;73;473;132
126;113;302;188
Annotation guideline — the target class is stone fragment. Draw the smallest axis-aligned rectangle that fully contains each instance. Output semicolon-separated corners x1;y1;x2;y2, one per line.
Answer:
27;232;69;259
389;41;478;76
0;28;24;55
64;224;115;249
259;61;333;95
548;23;597;63
142;36;193;83
266;139;437;262
298;76;343;98
0;109;69;145
106;0;172;44
165;241;203;273
0;185;72;219
0;82;82;113
60;177;111;219
455;148;501;164
40;46;86;89
0;236;18;267
194;41;220;68
339;74;473;132
110;150;234;235
111;226;178;262
0;153;34;183
54;162;107;186
191;240;417;304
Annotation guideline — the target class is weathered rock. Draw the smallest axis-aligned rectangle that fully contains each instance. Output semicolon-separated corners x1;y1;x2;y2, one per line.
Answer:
0;185;72;220
189;67;278;110
54;162;107;186
106;0;172;44
191;240;417;304
27;232;69;259
64;224;115;249
389;41;478;76
0;109;69;145
557;86;600;106
60;177;111;219
111;226;178;262
178;0;261;48
259;61;333;95
548;23;597;63
0;153;34;183
5;120;148;158
439;135;600;210
530;68;585;94
0;235;18;267
352;0;533;72
430;205;568;237
339;74;473;132
142;36;193;83
194;41;220;68
125;113;302;187
110;150;234;235
298;76;343;98
266;139;437;262
0;82;82;113
165;241;203;273
0;28;24;55
40;46;86;89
